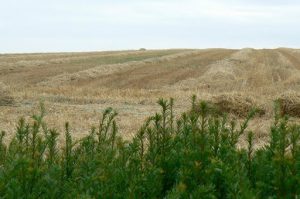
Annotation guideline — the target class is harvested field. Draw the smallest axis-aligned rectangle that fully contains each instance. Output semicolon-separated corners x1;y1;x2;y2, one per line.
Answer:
1;48;300;144
0;82;14;106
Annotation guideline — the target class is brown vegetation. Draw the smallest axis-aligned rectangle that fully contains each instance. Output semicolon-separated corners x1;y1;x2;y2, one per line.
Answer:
1;48;300;143
0;82;14;106
210;93;266;117
277;91;300;117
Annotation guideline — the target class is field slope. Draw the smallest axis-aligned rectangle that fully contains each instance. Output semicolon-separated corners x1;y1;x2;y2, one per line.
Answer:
1;48;300;144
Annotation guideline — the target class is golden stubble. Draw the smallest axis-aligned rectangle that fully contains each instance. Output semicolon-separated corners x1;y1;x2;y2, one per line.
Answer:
1;48;300;146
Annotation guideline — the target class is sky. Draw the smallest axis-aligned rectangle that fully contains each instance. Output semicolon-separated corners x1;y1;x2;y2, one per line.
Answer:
0;0;300;53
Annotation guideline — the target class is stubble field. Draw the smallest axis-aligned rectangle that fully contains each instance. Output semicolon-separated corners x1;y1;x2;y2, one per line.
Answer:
1;48;300;146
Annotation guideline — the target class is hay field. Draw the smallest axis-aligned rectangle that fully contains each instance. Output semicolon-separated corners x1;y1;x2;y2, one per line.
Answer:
1;48;300;145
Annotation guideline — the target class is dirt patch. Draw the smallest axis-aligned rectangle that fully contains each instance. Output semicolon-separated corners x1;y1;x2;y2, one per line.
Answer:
0;82;14;106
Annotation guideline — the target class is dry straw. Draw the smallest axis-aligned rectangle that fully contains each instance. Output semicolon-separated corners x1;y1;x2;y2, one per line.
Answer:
277;91;300;117
211;93;266;117
0;82;14;106
38;50;200;87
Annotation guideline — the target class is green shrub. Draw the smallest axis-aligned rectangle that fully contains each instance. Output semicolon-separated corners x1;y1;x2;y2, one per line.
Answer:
0;97;299;198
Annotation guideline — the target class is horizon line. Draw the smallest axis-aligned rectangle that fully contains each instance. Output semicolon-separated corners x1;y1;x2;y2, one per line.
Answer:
1;47;298;55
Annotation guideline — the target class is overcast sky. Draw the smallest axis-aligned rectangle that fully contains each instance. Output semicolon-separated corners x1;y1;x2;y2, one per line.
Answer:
1;0;300;53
